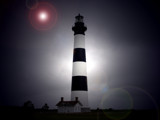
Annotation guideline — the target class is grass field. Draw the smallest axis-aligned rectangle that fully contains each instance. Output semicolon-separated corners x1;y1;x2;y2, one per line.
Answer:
0;107;159;120
33;110;159;120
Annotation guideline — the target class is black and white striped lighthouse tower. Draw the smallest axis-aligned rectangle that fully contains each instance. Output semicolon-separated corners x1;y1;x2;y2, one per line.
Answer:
71;14;89;110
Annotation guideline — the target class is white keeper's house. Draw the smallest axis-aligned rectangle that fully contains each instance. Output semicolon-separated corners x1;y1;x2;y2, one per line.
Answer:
56;97;82;113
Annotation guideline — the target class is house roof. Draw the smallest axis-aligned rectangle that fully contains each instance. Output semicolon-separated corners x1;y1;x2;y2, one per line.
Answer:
56;101;83;107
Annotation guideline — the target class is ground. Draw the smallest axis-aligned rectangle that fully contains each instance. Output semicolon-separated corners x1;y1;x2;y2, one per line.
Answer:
33;110;159;120
0;107;159;120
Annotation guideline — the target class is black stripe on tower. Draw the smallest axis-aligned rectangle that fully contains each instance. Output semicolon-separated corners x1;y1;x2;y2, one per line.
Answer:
73;48;86;62
72;22;87;35
71;76;88;91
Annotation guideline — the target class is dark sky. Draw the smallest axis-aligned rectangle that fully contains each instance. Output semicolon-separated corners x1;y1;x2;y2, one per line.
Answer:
0;0;160;110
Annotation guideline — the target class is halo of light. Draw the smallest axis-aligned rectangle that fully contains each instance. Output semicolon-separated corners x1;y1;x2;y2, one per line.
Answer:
26;0;38;9
100;88;133;120
122;86;159;120
28;1;58;31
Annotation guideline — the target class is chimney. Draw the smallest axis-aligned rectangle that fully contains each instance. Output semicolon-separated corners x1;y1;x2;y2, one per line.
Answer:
61;97;64;101
75;97;78;101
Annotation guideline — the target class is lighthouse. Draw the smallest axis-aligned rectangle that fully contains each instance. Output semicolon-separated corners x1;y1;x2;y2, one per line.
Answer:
71;14;90;111
56;14;90;113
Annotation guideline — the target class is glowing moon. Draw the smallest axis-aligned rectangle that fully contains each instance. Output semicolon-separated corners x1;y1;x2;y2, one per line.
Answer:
38;11;48;22
29;2;57;31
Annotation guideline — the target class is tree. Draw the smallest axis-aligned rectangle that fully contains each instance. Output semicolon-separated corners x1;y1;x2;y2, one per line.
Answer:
23;100;34;110
42;103;49;110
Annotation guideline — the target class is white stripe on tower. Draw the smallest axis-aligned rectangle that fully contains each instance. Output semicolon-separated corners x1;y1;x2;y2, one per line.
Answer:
72;62;87;76
71;14;89;107
74;34;85;48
